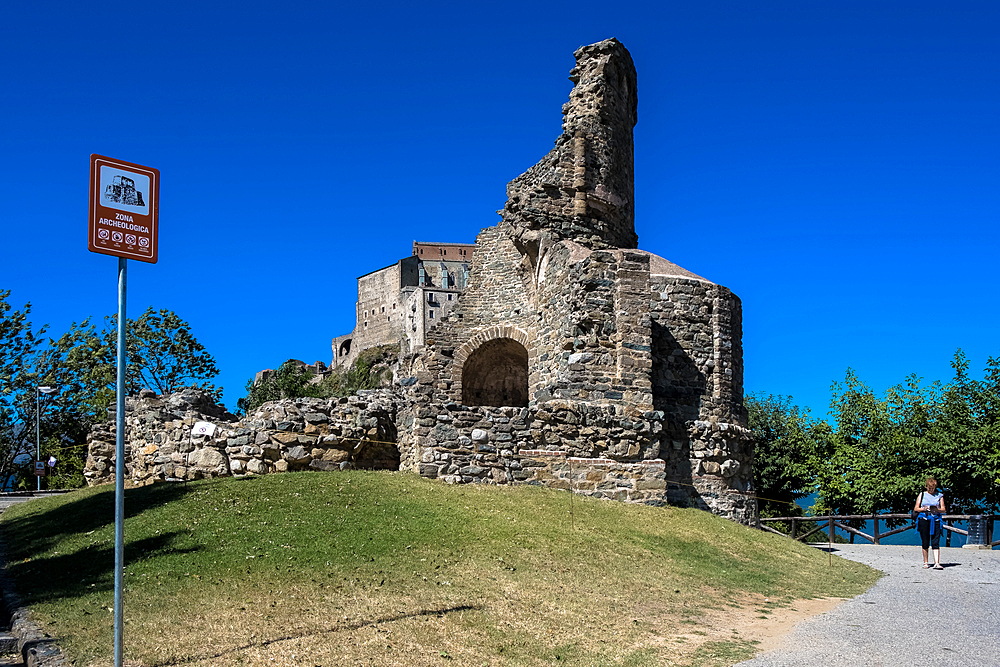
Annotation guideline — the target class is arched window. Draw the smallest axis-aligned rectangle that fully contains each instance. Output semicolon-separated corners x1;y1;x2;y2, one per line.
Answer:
461;338;529;407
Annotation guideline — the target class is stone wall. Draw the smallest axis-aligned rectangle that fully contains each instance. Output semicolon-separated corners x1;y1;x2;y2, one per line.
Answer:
533;242;654;409
85;385;755;521
85;388;400;487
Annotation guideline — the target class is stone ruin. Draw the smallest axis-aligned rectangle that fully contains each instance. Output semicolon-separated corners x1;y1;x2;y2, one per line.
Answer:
85;38;757;524
85;388;400;485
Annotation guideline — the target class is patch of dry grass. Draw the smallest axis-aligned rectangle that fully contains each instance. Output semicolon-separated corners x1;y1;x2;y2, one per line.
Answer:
0;472;880;666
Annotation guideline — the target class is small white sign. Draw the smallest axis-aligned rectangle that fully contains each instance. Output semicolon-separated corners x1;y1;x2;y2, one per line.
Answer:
192;421;216;437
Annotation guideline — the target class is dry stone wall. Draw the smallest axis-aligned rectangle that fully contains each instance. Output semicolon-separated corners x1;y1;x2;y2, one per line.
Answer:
85;388;399;486
534;242;653;409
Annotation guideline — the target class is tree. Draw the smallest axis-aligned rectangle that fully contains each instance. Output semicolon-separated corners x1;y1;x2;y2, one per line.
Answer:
746;393;823;518
0;292;102;489
237;361;324;416
0;290;47;488
102;308;221;397
813;370;929;524
917;352;1000;513
0;292;221;489
814;353;1000;521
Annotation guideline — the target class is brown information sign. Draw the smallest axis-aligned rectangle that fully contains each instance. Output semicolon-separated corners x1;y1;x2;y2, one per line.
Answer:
88;154;159;263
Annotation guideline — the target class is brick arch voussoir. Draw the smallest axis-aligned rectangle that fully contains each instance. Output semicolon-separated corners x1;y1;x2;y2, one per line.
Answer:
451;325;535;394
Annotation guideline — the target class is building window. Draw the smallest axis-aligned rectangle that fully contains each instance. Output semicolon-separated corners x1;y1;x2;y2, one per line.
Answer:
429;310;434;318
427;292;434;303
381;306;385;313
448;294;453;301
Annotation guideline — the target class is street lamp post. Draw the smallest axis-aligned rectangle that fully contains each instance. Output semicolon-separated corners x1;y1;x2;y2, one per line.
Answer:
36;385;58;491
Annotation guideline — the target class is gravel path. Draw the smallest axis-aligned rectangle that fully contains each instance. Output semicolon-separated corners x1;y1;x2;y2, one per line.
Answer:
737;544;1000;667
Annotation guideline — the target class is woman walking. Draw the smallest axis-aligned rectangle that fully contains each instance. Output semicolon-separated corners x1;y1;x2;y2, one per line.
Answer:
914;476;946;570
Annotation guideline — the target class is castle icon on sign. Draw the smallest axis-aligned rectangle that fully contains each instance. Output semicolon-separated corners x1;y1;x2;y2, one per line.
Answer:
104;175;145;207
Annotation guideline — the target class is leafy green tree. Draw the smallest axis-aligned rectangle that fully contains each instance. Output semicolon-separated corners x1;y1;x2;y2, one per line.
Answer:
0;290;47;488
814;370;927;524
102;308;221;398
1;293;221;489
814;353;1000;522
0;292;99;489
746;393;823;518
917;352;1000;513
237;361;324;415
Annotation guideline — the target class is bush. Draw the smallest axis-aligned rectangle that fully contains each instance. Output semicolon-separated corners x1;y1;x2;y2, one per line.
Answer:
237;344;399;415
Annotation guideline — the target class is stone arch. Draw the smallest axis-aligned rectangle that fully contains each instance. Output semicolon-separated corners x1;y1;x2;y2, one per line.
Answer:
453;326;533;407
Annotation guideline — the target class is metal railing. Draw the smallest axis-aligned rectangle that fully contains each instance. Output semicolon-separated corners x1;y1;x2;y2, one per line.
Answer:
759;513;998;547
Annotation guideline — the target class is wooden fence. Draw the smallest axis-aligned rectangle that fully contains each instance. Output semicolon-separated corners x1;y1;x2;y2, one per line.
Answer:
759;513;999;548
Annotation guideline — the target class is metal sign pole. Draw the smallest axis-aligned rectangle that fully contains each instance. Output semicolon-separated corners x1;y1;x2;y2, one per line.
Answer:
114;256;127;667
89;154;157;667
36;390;41;492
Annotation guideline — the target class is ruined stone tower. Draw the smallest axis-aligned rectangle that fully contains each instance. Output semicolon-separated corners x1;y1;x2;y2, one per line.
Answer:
87;38;756;524
397;38;756;522
504;38;639;264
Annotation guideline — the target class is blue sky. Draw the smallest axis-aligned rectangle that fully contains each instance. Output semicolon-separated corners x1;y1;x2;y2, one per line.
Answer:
2;1;998;417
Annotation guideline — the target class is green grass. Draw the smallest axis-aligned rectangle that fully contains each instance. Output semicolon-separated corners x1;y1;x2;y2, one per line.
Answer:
0;472;881;666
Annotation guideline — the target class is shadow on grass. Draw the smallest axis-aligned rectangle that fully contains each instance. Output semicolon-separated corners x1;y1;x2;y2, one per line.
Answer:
2;531;199;606
0;483;195;562
145;603;483;667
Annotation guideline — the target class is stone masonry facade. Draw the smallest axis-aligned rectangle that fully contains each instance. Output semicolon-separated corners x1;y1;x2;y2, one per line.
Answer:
85;39;756;524
332;242;475;369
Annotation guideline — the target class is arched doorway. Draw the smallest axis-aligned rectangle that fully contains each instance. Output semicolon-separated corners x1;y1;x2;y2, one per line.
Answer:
461;338;529;407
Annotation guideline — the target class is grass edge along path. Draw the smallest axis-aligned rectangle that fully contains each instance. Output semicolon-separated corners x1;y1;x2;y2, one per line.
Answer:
0;472;880;667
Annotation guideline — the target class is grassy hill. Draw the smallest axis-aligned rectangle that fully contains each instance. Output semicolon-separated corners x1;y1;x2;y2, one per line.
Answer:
0;472;879;666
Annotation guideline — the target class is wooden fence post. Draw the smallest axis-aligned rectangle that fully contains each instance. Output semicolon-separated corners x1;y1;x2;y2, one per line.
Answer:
873;513;879;545
791;518;797;540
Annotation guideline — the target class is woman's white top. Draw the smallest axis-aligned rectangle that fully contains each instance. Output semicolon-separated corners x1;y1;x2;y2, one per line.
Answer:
919;490;944;508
